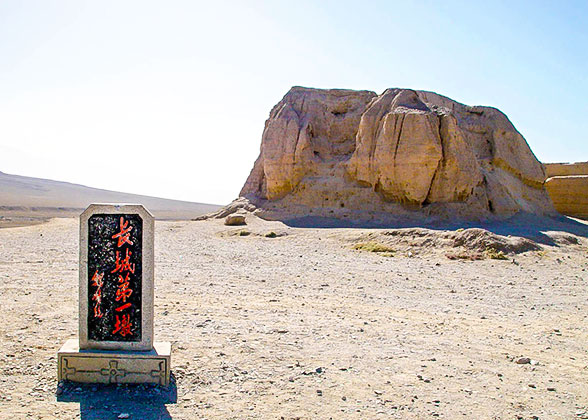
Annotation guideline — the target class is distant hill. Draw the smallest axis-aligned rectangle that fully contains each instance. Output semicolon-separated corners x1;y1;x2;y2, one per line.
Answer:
0;171;222;222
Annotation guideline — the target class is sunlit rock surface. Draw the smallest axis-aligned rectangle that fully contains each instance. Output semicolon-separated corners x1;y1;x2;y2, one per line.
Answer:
240;86;555;224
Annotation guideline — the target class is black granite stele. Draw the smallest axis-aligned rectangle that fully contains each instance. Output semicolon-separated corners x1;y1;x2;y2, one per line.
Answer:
87;214;142;342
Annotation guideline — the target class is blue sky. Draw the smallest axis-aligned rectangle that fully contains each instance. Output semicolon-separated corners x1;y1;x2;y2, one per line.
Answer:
0;0;586;204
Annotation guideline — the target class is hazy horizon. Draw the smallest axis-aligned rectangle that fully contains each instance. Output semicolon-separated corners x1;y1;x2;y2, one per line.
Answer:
1;0;586;204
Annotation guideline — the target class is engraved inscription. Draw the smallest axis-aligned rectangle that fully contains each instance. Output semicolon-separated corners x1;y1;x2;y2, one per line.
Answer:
88;214;142;342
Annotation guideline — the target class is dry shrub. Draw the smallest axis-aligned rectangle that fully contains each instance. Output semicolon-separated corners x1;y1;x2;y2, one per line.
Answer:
353;241;395;254
445;251;484;261
485;248;508;260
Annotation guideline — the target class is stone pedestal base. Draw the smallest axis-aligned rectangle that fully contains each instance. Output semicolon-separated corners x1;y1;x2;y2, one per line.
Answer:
58;339;171;386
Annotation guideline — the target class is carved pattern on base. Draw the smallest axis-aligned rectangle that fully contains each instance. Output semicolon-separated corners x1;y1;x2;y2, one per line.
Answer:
58;355;169;386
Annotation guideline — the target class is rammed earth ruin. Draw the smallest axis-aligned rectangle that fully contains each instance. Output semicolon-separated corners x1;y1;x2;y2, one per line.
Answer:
238;87;556;225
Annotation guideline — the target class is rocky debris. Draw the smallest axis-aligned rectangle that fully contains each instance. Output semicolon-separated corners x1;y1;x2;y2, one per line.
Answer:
224;214;246;226
452;228;541;254
194;197;257;221
515;357;531;364
55;381;65;395
237;86;556;224
342;226;544;257
545;231;582;246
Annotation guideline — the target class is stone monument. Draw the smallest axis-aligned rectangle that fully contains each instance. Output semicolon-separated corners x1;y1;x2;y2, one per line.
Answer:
57;204;171;386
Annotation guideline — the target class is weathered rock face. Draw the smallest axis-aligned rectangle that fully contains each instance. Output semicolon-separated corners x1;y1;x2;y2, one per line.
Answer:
346;89;481;205
240;86;556;224
545;162;588;219
241;88;376;201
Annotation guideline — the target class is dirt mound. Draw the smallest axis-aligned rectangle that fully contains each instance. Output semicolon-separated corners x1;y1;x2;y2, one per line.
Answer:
340;227;542;258
452;228;541;254
194;197;257;220
543;231;582;246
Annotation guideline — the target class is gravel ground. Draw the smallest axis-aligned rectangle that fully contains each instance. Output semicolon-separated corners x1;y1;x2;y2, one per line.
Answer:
0;216;587;419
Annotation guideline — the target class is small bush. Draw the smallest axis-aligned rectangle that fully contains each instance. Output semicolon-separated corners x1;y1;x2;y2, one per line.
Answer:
353;241;395;254
238;230;251;236
445;252;484;261
265;231;277;238
486;248;508;260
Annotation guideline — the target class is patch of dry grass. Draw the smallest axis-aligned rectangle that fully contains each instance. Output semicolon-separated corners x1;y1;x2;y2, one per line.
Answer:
353;241;395;255
486;248;508;260
445;251;484;261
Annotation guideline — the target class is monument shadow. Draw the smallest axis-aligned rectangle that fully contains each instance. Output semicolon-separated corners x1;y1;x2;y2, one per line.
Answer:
56;375;177;420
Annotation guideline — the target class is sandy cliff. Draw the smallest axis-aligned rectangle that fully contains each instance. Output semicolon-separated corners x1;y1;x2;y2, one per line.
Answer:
238;87;555;225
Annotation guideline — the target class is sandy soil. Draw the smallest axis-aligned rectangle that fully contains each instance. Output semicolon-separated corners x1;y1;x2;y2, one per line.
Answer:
0;215;587;419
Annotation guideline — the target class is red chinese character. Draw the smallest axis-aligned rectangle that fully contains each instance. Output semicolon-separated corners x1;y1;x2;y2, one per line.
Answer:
91;270;104;318
93;304;103;318
91;270;104;288
115;272;133;302
115;303;132;312
112;216;133;247
112;314;132;336
111;249;135;274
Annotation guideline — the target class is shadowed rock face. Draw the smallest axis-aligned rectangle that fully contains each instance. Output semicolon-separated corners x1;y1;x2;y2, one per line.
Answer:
240;86;555;223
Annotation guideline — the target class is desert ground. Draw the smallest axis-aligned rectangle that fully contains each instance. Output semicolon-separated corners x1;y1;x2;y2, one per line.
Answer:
0;213;588;419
